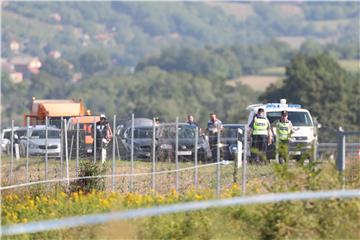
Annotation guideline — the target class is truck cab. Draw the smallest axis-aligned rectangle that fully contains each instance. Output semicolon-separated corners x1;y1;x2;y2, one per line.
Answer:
247;99;317;159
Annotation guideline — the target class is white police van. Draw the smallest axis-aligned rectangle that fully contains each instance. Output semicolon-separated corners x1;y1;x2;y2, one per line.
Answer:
246;99;318;159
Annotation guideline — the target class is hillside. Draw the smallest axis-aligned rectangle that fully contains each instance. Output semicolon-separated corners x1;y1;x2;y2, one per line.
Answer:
2;2;359;66
1;2;359;126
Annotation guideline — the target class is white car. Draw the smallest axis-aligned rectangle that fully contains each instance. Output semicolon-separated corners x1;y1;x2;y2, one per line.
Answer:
247;99;318;159
19;125;61;157
1;127;28;155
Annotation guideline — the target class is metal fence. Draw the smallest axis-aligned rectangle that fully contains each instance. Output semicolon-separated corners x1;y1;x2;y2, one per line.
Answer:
1;115;359;195
1;115;249;196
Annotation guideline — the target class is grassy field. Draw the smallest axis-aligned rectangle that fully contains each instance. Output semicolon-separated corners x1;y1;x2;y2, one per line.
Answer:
259;67;286;76
2;160;359;239
1;156;275;196
228;75;283;91
338;59;360;72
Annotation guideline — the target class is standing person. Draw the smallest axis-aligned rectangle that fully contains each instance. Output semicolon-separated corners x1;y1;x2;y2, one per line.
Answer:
206;113;223;161
186;115;198;127
273;110;293;164
249;108;272;163
96;114;113;163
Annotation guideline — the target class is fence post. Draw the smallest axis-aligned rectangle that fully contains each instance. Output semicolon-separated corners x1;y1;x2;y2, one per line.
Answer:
233;128;243;184
10;120;14;183
175;117;179;192
337;130;346;172
64;119;70;188
26;117;30;182
216;126;221;198
76;119;80;177
194;126;199;190
45;116;48;180
93;116;97;164
112;115;116;191
313;137;318;162
242;125;248;196
60;117;64;178
152;118;156;191
130;113;134;192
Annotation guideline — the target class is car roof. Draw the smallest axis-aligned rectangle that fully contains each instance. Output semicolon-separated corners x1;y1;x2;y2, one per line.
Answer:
125;118;154;128
30;125;60;131
247;103;309;113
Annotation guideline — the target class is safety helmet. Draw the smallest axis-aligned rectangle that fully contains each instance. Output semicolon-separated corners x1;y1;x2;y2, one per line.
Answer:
100;114;107;119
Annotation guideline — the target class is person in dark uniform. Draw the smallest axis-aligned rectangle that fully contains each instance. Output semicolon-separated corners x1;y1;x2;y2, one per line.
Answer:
96;114;113;163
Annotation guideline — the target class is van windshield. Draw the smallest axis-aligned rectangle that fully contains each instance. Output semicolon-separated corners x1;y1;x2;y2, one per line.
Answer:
267;111;313;126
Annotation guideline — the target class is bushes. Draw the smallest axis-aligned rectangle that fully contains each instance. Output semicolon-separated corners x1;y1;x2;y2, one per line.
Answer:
70;161;107;193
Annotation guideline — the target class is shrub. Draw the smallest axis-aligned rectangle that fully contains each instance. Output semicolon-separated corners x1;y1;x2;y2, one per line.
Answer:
70;161;107;193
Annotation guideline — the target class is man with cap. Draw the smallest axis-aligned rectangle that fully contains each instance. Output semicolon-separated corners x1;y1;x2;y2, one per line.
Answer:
249;108;272;163
273;110;294;163
96;114;113;163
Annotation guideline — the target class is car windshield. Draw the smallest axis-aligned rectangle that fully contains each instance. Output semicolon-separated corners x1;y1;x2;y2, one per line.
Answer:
31;130;60;139
134;127;152;139
15;130;27;137
222;126;244;138
3;131;11;140
159;125;196;139
267;111;313;126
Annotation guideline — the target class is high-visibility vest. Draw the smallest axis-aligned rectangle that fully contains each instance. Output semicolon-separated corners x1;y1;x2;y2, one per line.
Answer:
276;121;291;140
253;117;268;136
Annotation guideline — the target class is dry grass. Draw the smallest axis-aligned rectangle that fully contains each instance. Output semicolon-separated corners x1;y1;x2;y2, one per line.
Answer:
276;36;307;49
276;3;304;18
338;59;360;72
227;75;283;91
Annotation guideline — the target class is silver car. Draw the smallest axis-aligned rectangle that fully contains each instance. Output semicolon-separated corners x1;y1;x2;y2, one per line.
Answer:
19;126;61;157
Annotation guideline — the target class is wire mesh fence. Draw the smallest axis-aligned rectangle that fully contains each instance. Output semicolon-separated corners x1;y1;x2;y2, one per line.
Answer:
1;115;359;195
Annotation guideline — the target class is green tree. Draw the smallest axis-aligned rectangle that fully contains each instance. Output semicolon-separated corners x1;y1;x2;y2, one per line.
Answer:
42;57;74;81
78;49;110;75
260;54;359;140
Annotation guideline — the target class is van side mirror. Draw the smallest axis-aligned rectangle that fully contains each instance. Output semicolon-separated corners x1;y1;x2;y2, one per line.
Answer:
317;123;322;129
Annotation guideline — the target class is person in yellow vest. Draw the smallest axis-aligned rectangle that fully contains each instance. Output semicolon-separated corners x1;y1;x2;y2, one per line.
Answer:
273;110;294;163
249;108;272;163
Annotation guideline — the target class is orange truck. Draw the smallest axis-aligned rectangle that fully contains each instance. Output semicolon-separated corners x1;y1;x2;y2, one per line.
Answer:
24;98;101;157
67;115;101;156
24;98;88;127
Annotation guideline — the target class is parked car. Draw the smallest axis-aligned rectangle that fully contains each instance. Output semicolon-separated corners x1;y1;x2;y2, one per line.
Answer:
116;118;154;159
1;128;11;154
156;123;212;162
220;124;245;160
1;127;28;155
19;125;61;157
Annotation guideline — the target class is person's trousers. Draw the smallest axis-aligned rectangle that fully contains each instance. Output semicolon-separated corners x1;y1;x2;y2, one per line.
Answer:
209;136;218;162
251;135;268;162
278;139;289;163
